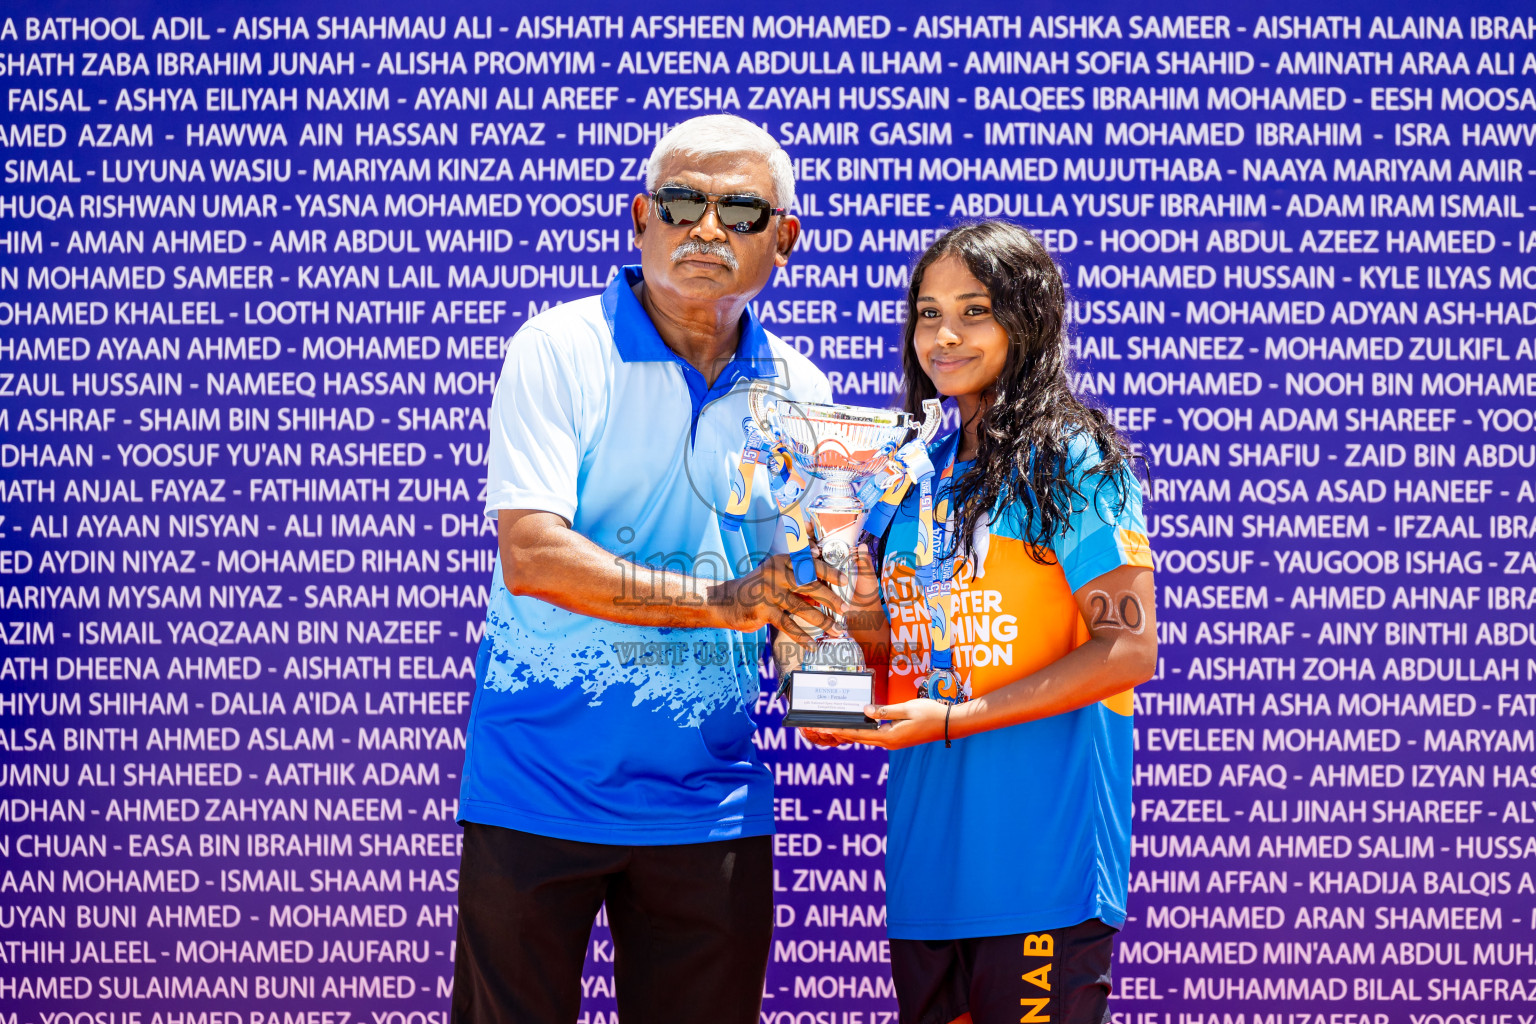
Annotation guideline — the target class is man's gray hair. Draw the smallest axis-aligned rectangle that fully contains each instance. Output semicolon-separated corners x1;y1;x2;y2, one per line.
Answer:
646;115;796;212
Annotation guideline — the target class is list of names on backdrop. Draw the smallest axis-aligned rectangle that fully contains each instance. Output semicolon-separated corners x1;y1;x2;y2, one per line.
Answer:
3;4;1536;1020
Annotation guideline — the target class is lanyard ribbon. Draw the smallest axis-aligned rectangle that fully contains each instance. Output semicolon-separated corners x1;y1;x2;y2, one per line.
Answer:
915;442;962;700
859;436;966;704
723;421;817;587
721;420;771;533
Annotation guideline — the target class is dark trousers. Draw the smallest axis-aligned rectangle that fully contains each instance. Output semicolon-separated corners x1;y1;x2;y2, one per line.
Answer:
891;918;1116;1024
452;822;774;1024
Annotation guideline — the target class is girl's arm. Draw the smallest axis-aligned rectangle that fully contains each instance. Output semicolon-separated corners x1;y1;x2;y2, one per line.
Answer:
811;564;1156;749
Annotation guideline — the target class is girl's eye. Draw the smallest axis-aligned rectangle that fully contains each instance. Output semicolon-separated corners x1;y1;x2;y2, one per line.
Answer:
966;305;991;317
917;307;939;318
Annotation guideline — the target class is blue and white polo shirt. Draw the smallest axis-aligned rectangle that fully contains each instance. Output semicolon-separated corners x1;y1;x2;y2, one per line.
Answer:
459;264;832;844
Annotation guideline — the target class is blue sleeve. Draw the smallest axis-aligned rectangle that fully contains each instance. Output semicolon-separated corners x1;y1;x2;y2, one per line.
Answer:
484;326;586;522
1050;435;1154;593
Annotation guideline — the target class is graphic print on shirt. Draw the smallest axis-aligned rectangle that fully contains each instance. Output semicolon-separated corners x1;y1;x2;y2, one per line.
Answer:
481;602;755;727
880;438;1153;713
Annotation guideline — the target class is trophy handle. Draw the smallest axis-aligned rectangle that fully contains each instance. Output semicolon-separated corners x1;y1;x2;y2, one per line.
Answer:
916;398;942;444
747;380;775;434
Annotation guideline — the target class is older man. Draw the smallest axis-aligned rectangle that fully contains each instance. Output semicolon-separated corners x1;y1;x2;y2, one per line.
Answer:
452;116;838;1024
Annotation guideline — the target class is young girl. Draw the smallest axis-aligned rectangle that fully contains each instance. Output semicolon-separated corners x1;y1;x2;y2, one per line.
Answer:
804;221;1158;1024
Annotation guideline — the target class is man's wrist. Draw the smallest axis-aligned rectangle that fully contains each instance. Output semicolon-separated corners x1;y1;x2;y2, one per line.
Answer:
704;577;740;630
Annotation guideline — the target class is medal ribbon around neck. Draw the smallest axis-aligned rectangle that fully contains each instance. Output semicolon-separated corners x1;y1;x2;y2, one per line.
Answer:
917;439;964;704
857;434;967;705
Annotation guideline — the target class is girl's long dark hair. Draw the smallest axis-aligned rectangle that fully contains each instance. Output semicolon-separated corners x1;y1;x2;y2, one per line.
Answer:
901;220;1140;563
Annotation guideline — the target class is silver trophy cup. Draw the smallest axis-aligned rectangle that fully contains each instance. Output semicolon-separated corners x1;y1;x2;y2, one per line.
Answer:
747;382;941;728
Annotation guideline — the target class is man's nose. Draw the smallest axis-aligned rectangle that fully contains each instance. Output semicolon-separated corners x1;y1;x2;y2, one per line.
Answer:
688;202;731;243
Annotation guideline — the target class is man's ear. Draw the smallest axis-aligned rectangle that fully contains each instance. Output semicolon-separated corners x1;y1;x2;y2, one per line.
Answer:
630;193;649;248
774;215;801;267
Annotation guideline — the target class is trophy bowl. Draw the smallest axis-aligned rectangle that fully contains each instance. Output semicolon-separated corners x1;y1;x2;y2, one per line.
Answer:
746;383;941;728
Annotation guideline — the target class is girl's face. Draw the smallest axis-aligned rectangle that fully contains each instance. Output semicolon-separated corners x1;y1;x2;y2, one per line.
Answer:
912;254;1011;402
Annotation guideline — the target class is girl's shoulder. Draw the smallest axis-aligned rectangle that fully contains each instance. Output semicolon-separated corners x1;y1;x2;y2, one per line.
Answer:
986;428;1142;538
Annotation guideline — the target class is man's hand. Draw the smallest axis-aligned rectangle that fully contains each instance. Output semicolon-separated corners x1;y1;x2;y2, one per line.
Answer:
799;698;949;749
709;553;847;645
497;509;855;640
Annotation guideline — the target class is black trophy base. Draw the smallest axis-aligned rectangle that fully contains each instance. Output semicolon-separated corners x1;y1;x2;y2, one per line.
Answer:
783;709;879;730
782;670;878;730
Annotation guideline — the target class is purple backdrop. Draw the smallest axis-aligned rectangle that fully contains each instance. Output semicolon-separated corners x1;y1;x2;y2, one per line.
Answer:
4;1;1536;1020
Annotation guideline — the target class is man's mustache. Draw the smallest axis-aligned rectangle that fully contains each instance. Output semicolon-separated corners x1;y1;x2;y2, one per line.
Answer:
671;240;738;270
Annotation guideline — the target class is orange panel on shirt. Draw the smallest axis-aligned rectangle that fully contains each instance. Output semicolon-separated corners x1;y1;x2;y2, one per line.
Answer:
883;535;1093;705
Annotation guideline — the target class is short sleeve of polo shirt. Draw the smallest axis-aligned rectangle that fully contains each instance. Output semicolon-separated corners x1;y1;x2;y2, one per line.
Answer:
1046;435;1154;592
484;326;588;521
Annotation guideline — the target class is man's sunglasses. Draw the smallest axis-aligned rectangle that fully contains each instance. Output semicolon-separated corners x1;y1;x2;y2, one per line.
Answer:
650;186;786;234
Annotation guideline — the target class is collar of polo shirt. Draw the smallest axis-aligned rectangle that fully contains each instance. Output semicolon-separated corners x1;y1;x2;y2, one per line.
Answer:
601;265;779;382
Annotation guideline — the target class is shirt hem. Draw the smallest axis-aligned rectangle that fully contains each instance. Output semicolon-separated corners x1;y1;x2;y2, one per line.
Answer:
887;899;1126;941
458;799;776;846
